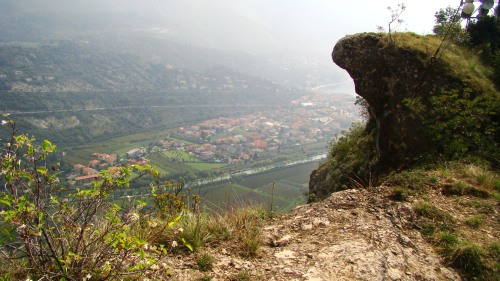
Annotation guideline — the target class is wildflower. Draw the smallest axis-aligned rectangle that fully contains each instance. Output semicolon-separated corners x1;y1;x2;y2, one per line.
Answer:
85;274;92;280
171;240;178;248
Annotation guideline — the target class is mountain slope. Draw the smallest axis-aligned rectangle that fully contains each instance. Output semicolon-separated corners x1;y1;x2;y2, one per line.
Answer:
0;42;305;146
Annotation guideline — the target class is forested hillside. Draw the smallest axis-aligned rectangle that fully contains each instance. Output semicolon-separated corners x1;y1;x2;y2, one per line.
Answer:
0;42;305;146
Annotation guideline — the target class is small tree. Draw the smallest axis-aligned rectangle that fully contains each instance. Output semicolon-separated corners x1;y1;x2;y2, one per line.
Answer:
433;6;470;45
0;116;172;280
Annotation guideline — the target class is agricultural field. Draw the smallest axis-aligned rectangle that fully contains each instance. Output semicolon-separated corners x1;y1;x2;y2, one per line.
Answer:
62;128;174;163
198;161;319;212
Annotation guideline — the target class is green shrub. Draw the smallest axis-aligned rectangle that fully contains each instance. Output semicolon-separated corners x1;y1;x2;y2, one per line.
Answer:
0;117;173;280
310;122;378;201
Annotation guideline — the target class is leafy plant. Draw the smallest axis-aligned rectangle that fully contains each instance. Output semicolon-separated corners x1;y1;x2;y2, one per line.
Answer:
0;116;179;279
309;122;377;201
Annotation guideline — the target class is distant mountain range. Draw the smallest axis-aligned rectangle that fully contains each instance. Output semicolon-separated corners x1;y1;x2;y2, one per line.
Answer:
0;0;353;147
0;0;350;88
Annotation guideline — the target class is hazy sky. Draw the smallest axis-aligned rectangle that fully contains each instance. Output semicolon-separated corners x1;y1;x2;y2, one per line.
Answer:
145;0;472;53
5;0;494;60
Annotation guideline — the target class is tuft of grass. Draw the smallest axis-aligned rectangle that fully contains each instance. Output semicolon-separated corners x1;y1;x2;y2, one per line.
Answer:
179;215;211;252
198;275;213;281
493;180;500;192
221;205;267;257
163;204;269;257
385;170;433;193
488;242;500;257
464;216;483;229
230;270;252;281
196;253;214;272
239;226;262;257
446;242;485;277
414;202;456;235
436;232;460;249
420;222;437;236
442;182;466;196
458;199;495;214
414;202;453;222
442;182;491;198
205;216;232;242
390;186;410;201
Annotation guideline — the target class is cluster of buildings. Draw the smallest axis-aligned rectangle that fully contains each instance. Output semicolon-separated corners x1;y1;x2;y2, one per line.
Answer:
73;153;117;184
69;92;359;182
166;93;359;164
72;151;149;184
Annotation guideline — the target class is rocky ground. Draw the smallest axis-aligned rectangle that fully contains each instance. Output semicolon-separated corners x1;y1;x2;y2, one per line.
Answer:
166;187;464;280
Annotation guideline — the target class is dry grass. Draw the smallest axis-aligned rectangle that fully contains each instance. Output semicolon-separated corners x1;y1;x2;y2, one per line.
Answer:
383;32;496;94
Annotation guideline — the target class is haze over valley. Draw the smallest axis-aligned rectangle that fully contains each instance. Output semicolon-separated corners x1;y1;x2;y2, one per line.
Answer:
0;0;433;206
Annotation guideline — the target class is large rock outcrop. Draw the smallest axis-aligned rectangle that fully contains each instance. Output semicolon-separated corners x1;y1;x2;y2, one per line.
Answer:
332;33;437;171
309;32;499;201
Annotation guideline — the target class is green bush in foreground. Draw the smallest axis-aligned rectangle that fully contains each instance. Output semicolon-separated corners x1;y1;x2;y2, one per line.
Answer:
0;117;180;280
0;116;271;280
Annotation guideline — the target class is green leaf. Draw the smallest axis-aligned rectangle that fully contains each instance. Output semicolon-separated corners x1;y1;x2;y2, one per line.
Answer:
181;238;193;251
4;173;11;184
167;215;181;228
28;145;34;155
42;140;56;152
0;199;11;207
